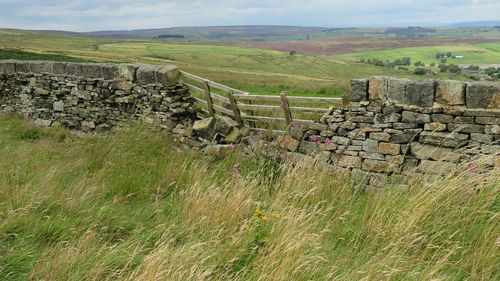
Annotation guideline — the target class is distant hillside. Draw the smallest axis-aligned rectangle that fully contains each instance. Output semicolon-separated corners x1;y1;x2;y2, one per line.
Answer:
86;25;333;39
449;20;500;27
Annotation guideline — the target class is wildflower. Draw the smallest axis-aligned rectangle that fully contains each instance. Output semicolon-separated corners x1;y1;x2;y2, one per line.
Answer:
467;163;477;172
262;216;269;223
326;138;333;145
303;133;309;140
274;213;281;219
229;143;236;149
311;134;318;142
232;163;240;174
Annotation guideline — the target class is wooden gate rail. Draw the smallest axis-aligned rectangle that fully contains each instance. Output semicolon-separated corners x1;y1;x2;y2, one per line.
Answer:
179;70;345;131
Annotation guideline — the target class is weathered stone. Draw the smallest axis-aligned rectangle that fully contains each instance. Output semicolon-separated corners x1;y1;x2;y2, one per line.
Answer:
466;82;500;109
410;142;460;162
386;155;405;165
136;65;158;85
405;80;435;107
0;60;16;73
424;122;446;131
402;111;431;124
448;123;484;134
205;145;234;157
382;105;403;114
369;132;391;142
29;61;54;73
53;101;64;112
33;87;49;96
369;173;389;187
318;143;338;151
213;116;238;136
375;112;401;123
379;142;400;155
338;155;362;168
193;117;215;136
454;116;474;123
431;114;454;123
359;152;386;160
109;80;133;91
350;79;368;101
463;109;500;118
368;76;389;101
392;122;418;129
435;80;466;105
387;78;409;104
362;159;398;173
298;141;318;155
476;117;499;125
276;135;300;151
362;139;379;153
470;133;494;144
419;131;469;148
390;132;417;144
157;65;180;87
15;61;30;73
332;136;350;146
225;128;241;143
117;64;136;81
485;125;500;135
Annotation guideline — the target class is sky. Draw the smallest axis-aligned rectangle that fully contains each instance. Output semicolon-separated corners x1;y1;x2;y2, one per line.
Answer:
0;0;499;32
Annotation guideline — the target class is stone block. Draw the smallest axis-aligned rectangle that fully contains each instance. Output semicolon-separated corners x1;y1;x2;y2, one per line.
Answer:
470;133;494;144
117;64;137;81
475;117;499;125
401;111;431;124
52;62;68;75
454;116;474;123
424;122;446;131
80;63;102;78
410;142;460;162
431;114;453;123
466;82;500;109
463;109;500;118
318;143;338;151
386;155;405;165
0;60;16;73
485;125;500;135
405;80;435;107
387;78;409;104
435;80;466;105
66;63;83;77
350;79;368;101
14;61;30;73
29;61;54;73
447;123;484;134
276;135;300;152
109;80;133;91
136;65;158;85
331;136;350;145
369;132;391;142
390;132;418;144
298;141;318;155
338;155;362;168
368;76;390;101
157;65;179;87
375;112;401;123
378;142;400;155
193;117;215;137
369;173;389;187
363;139;379;152
53;101;64;112
419;131;469;148
359;152;386;160
362;159;398;173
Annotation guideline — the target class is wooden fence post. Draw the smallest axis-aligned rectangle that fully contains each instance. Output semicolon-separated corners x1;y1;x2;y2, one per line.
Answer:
203;80;215;117
228;91;243;127
280;91;292;128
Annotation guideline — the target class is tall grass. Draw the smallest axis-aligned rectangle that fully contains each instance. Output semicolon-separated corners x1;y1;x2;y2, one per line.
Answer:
0;115;498;280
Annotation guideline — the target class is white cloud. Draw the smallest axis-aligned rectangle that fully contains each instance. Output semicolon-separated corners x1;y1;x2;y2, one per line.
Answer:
0;0;498;31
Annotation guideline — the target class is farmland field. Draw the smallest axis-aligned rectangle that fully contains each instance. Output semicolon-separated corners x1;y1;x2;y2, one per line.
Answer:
0;28;473;97
339;42;500;65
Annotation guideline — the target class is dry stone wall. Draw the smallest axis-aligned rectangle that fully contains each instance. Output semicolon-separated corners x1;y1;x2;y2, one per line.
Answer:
0;60;196;133
288;76;499;187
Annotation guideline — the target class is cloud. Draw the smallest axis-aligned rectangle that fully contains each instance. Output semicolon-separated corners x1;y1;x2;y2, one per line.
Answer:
0;0;498;31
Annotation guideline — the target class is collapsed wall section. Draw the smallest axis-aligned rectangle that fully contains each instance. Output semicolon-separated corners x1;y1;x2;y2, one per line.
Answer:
0;60;196;132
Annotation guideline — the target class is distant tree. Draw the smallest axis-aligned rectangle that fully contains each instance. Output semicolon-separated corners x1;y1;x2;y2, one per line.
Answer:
289;50;297;56
468;65;480;71
439;63;448;72
446;52;452;57
440;58;447;63
448;64;461;73
414;68;427;75
430;62;436;67
414;61;424;66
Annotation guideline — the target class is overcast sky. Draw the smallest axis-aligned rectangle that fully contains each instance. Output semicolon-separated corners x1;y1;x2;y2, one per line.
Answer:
0;0;499;31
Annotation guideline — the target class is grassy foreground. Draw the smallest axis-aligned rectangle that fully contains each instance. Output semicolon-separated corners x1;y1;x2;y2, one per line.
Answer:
0;115;498;280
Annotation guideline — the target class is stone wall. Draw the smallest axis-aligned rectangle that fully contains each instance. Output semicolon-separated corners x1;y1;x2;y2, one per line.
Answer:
275;76;499;187
0;60;196;132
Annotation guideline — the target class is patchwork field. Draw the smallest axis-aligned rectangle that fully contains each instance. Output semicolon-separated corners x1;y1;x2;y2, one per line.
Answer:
0;29;471;97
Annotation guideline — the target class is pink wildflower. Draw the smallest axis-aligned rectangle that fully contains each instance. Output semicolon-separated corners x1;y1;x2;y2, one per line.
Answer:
232;163;240;174
326;138;333;145
467;163;477;173
229;143;236;149
316;140;321;145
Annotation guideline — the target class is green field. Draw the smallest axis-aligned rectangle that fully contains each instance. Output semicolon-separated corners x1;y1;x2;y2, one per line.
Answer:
0;115;498;280
0;29;469;97
339;42;500;65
